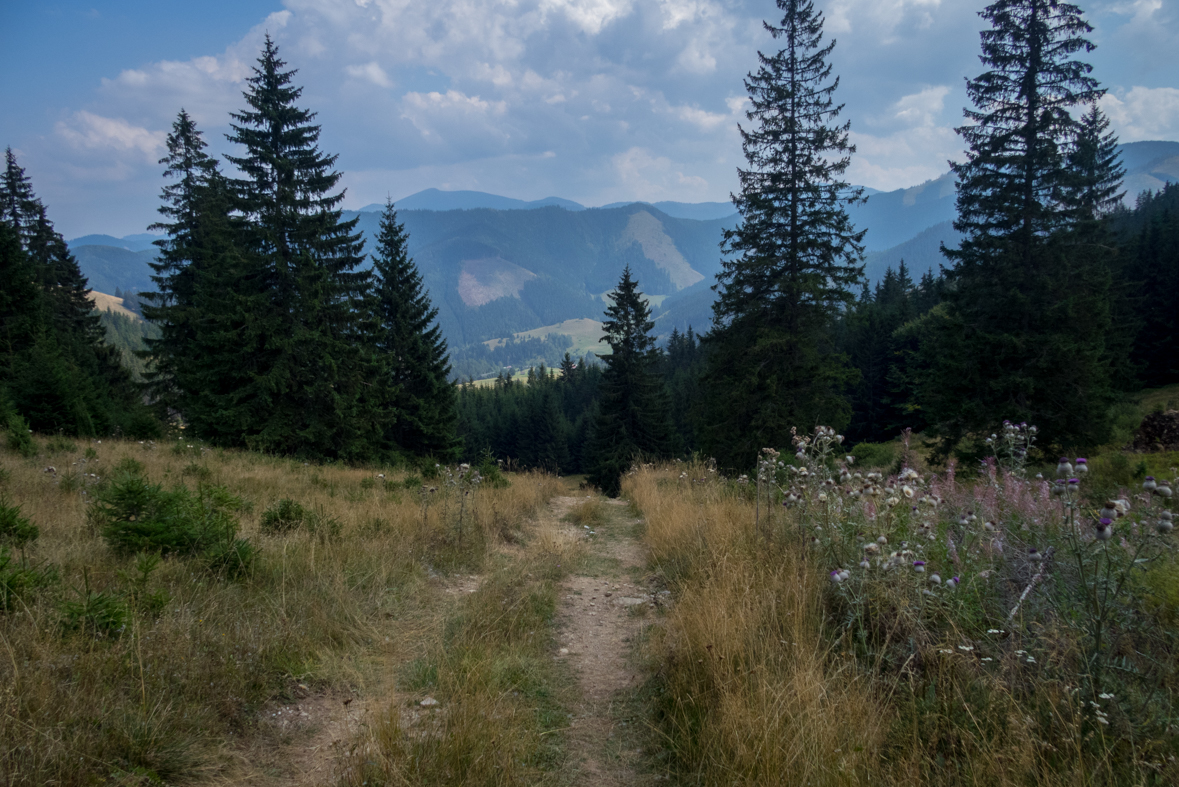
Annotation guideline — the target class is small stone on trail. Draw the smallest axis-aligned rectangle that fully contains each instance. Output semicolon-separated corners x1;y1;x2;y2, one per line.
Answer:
420;697;439;707
559;647;569;655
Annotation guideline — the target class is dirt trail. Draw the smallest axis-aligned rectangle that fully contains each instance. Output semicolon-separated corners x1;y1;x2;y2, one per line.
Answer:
554;496;653;787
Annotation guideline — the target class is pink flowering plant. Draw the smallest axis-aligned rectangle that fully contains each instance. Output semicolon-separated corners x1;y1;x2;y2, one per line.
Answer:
748;422;1179;765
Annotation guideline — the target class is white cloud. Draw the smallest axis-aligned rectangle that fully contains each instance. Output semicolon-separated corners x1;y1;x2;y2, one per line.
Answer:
1100;86;1179;141
890;85;951;128
346;61;393;88
826;0;942;37
540;0;633;35
55;112;166;162
401;90;510;143
611;147;709;202
847;125;962;191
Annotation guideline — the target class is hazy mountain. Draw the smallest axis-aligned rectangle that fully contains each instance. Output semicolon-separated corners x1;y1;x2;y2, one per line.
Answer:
344;204;737;347
70;245;156;295
68;233;162;252
65;140;1178;377
358;189;585;213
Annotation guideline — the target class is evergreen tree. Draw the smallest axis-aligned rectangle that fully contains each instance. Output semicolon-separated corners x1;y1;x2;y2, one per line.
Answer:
587;267;675;496
702;0;864;471
370;200;458;459
912;0;1117;455
141;110;248;431
222;36;381;460
1;150;155;437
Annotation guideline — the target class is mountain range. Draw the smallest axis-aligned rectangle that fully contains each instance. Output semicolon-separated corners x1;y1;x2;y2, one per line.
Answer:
68;140;1179;374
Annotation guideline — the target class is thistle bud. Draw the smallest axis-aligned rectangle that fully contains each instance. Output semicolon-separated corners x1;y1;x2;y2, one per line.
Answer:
829;570;843;584
1028;547;1042;562
1157;518;1174;534
1099;501;1119;520
1095;518;1113;541
1156;485;1173;498
946;576;960;589
1144;477;1158;492
859;559;871;569
929;573;942;585
1075;458;1088;475
913;561;926;573
1057;458;1073;477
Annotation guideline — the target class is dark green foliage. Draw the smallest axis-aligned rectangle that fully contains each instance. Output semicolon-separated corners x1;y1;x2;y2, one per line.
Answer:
91;469;251;575
216;37;383;462
0;496;38;548
457;359;603;475
1112;184;1179;388
260;498;306;533
703;0;864;471
911;0;1119;457
0;546;55;611
4;413;36;458
61;576;129;637
659;327;707;452
371;201;458;459
840;263;943;443
0;151;158;439
587;267;676;496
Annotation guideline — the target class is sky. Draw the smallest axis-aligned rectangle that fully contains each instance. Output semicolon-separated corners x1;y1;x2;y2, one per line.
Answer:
2;0;1177;238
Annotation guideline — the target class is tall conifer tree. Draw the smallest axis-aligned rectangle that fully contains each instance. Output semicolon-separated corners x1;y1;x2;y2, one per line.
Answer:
703;0;864;471
0;151;153;436
223;36;381;460
912;0;1118;455
370;200;458;459
588;267;675;496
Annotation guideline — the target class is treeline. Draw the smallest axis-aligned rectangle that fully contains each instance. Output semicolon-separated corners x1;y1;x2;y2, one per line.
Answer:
137;38;457;463
449;333;576;381
459;0;1179;484
1;150;159;440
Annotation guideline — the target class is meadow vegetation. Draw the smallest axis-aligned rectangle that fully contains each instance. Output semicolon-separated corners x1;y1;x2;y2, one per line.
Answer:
0;434;564;785
627;423;1179;786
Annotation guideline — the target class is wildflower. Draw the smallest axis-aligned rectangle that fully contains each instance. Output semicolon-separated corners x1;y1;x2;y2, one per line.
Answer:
1098;693;1115;700
1028;547;1042;562
958;645;974;651
1157;515;1173;534
946;576;959;589
1113;499;1131;516
1026;656;1036;664
1056;458;1073;477
1099;501;1119;520
1095;518;1113;541
1051;480;1066;496
1095;716;1109;725
877;536;888;545
902;485;915;498
830;570;845;584
1075;458;1088;475
984;520;996;532
818;493;828;502
939;649;954;654
981;657;994;662
913;561;926;573
1157;485;1174;498
863;543;880;554
930;573;941;584
887;497;900;507
987;629;1003;634
859;560;871;569
1144;476;1158;492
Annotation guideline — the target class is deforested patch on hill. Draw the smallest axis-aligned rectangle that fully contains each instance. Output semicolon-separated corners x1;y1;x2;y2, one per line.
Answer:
457;256;538;307
621;210;704;291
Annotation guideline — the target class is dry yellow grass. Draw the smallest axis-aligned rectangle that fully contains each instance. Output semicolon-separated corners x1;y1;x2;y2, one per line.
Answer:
624;463;1159;787
0;435;563;785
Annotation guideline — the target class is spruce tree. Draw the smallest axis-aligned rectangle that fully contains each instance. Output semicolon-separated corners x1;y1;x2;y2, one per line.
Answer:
702;0;864;471
1;151;154;437
913;0;1118;455
223;36;381;460
587;267;675;496
370;200;458;459
142;110;244;428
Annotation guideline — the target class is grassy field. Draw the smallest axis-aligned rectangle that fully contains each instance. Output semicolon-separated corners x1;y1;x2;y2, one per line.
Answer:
625;429;1179;786
0;435;571;785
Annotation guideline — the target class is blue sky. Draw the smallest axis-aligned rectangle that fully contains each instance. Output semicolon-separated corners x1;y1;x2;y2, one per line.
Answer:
3;0;1177;238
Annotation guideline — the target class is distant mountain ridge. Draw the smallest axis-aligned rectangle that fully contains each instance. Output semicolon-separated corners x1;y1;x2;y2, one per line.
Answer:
67;139;1179;378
